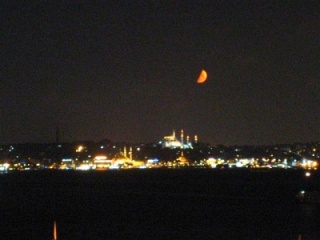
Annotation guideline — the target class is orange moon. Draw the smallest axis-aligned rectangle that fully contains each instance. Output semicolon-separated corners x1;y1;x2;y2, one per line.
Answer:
196;70;207;84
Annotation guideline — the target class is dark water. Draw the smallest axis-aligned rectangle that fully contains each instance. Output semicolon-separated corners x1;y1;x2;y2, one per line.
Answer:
0;168;320;239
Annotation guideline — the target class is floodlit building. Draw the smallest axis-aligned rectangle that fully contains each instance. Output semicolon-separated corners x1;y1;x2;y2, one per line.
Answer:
110;146;134;168
93;155;112;169
160;129;194;149
176;151;189;166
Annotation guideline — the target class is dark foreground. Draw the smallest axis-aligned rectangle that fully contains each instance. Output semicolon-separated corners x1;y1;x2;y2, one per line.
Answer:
0;168;320;240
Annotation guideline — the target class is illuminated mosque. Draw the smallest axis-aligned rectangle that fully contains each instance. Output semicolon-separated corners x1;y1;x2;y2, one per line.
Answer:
160;129;197;149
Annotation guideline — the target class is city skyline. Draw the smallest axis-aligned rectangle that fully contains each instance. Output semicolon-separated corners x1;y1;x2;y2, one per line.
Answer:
2;2;320;145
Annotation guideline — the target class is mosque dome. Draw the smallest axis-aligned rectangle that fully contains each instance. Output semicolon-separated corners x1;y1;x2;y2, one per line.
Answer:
176;152;189;166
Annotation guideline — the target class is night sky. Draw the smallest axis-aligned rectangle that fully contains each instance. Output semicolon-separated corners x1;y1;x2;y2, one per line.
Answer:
2;1;320;145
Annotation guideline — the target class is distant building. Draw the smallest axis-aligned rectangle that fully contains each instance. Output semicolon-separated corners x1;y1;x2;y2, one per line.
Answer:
93;155;112;169
176;151;189;166
160;130;194;149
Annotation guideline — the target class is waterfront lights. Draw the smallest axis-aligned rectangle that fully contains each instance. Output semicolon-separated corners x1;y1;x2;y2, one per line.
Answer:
0;163;9;171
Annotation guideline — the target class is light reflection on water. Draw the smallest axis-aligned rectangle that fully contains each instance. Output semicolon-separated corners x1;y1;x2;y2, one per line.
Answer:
0;169;320;239
298;203;320;239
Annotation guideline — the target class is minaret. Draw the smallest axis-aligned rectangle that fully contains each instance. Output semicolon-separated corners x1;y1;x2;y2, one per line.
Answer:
124;146;127;158
194;135;198;143
187;135;190;144
173;129;176;139
129;146;133;160
180;129;184;149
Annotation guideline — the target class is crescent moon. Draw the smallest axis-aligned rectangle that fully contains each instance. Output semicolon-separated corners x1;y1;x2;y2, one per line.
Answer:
197;70;207;84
